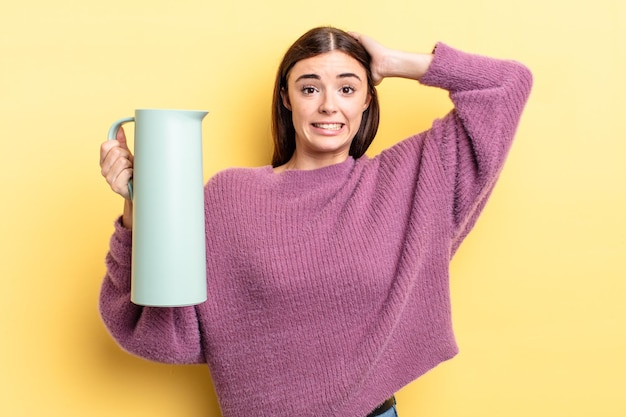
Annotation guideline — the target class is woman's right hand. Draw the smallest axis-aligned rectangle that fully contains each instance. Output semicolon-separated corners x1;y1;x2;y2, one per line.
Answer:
100;126;134;200
100;126;134;229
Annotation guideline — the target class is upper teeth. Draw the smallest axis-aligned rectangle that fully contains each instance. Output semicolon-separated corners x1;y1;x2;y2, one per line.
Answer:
315;123;342;130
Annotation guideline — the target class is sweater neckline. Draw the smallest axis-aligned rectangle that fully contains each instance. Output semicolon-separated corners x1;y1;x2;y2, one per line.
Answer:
262;157;356;187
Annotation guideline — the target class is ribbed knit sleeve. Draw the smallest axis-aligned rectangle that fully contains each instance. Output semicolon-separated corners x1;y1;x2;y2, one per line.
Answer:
99;218;205;364
380;42;533;254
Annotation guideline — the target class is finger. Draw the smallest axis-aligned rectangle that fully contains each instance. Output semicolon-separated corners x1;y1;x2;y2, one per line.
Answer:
116;126;126;142
100;136;134;166
100;143;133;176
106;155;133;181
106;158;134;199
100;140;119;166
348;31;361;41
110;171;133;199
116;126;130;150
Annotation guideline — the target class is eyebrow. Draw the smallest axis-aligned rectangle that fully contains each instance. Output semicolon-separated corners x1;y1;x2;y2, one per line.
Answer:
294;73;362;82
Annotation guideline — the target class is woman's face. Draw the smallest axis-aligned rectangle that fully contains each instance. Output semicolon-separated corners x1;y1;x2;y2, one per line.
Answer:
281;50;371;165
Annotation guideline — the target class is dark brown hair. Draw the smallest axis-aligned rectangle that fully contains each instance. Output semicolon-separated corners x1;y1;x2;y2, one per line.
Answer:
271;27;380;167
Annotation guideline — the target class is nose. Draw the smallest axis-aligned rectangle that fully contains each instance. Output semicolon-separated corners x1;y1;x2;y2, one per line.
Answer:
319;92;337;114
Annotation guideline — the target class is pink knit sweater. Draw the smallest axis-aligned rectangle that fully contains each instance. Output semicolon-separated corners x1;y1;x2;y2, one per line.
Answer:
100;43;532;417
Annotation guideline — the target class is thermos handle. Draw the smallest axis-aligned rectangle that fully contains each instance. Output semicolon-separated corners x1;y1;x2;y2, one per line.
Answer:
107;117;136;199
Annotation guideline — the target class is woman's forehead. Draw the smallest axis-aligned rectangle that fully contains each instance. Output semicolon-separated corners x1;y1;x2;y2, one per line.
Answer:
288;50;367;82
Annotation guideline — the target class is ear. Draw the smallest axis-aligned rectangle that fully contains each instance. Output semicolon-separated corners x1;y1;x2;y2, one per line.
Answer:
363;93;372;112
281;88;292;111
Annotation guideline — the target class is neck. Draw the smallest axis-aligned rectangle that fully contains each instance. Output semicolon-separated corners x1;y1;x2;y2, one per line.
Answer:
275;150;349;173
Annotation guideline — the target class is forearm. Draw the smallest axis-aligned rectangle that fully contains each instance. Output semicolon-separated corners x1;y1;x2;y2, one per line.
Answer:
380;49;434;81
350;32;433;84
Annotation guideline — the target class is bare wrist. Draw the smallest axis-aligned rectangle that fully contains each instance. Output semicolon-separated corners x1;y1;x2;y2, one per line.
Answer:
121;199;133;229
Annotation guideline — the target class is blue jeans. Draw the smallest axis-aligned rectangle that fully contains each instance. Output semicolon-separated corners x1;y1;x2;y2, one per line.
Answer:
377;404;398;417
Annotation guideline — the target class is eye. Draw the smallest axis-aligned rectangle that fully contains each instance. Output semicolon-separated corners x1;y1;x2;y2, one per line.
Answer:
340;85;356;95
301;86;318;95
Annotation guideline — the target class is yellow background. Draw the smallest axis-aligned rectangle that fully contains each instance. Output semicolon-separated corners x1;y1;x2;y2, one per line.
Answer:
1;0;624;416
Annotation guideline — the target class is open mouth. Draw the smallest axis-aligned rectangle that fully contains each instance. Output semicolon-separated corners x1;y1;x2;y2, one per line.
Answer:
312;123;344;131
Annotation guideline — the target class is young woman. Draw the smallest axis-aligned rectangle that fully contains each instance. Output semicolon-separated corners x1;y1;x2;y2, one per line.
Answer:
99;27;532;417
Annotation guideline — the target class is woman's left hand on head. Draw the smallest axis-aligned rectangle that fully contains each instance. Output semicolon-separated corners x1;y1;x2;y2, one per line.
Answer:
348;32;391;85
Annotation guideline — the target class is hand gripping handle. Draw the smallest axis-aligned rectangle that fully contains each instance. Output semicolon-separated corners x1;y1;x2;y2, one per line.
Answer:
107;117;135;199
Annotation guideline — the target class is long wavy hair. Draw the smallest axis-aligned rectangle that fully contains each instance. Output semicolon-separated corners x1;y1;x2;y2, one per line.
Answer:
271;27;380;167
